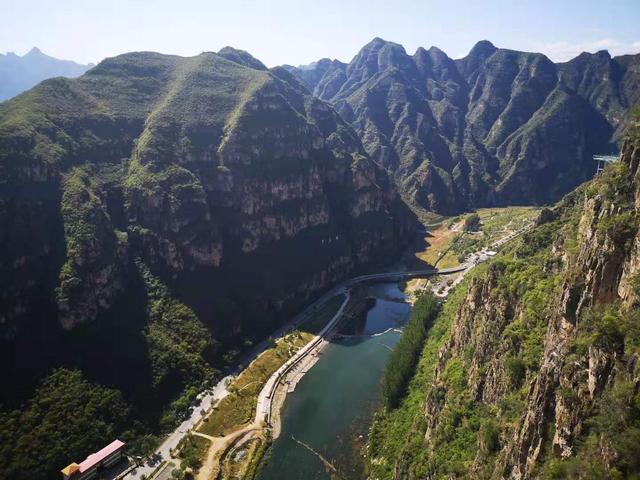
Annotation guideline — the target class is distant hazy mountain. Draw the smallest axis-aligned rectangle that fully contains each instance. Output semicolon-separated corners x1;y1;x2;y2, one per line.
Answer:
0;47;91;101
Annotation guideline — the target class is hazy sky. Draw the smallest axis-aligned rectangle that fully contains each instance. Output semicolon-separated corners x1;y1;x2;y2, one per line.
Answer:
1;0;639;66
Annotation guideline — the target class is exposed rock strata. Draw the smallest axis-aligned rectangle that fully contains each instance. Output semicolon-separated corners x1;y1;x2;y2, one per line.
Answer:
287;39;639;214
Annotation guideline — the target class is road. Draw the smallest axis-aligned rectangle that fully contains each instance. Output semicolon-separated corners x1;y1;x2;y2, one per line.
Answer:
127;223;532;479
123;378;231;479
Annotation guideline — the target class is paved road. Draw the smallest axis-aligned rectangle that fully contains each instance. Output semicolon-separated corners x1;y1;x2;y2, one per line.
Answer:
123;379;231;479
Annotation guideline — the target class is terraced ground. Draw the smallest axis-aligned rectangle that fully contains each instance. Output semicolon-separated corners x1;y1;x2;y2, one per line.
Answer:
412;207;540;270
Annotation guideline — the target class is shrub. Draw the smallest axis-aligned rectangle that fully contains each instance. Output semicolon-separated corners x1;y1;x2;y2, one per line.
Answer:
478;420;499;455
597;211;639;245
505;356;526;387
464;213;481;232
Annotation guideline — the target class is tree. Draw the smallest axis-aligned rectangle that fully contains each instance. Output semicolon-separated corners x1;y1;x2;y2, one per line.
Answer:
382;293;440;409
0;369;130;480
464;213;481;232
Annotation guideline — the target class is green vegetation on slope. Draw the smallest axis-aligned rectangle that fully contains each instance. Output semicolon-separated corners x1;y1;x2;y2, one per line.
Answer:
382;293;440;409
368;271;482;479
136;259;215;391
368;202;574;479
543;378;640;479
0;369;131;480
368;140;640;478
56;166;126;324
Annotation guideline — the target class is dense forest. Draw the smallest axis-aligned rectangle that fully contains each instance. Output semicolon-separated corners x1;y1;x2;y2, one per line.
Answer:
382;293;440;409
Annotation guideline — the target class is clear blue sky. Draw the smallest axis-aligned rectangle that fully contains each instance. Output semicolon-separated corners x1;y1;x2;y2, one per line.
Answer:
1;0;639;66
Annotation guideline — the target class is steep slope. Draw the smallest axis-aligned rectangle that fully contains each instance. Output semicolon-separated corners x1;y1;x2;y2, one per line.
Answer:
0;49;412;478
288;39;639;214
367;122;640;479
283;58;347;100
0;47;91;101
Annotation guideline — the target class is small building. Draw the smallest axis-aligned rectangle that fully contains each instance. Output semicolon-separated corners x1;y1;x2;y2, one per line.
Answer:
593;154;618;173
61;440;125;480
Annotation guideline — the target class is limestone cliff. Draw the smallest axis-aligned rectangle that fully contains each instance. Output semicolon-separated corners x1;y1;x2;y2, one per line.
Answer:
0;49;413;408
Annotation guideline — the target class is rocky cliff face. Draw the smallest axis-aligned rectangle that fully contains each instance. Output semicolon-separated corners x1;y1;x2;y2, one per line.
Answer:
367;125;640;479
288;39;639;214
500;127;640;479
0;49;412;406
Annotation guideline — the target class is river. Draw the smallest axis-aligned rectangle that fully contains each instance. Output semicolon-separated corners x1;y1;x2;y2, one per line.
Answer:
257;282;411;480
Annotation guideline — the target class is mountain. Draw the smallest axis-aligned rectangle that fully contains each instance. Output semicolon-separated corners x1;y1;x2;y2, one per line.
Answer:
286;39;640;214
367;121;640;478
0;47;91;101
0;48;413;478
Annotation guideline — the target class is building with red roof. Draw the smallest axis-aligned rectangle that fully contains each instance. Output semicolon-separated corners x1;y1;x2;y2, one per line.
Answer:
61;440;126;480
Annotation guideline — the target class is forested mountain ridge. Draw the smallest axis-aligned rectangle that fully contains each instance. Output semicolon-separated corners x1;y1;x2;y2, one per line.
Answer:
367;120;640;479
0;47;412;479
0;47;91;101
286;38;640;214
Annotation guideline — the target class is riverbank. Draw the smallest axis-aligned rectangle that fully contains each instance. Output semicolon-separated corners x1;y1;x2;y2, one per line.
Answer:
267;287;371;440
191;291;351;479
256;283;411;480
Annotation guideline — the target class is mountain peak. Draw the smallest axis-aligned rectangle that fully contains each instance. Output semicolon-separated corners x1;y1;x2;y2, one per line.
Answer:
217;46;267;70
370;36;388;45
26;47;44;56
427;45;445;55
469;40;497;57
361;37;396;51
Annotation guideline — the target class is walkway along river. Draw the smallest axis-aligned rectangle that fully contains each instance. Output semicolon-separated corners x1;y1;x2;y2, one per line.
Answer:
257;283;411;480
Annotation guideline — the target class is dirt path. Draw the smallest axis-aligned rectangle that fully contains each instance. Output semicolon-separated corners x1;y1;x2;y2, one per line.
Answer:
196;424;262;480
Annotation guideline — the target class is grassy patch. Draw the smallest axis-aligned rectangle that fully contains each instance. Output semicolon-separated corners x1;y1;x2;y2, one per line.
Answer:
198;331;313;437
413;207;540;269
413;220;462;268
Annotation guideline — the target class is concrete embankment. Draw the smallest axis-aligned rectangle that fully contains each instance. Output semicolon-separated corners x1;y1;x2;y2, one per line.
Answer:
256;290;351;426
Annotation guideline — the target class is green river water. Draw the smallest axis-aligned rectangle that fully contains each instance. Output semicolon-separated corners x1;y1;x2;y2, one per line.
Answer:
257;283;411;480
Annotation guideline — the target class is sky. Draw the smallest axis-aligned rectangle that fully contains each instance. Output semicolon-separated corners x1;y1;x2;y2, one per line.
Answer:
1;0;639;67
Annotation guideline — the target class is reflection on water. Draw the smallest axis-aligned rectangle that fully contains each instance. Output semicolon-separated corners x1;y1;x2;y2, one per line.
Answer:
257;283;411;480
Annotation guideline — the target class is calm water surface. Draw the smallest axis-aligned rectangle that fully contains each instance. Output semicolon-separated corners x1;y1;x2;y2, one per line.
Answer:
257;283;411;480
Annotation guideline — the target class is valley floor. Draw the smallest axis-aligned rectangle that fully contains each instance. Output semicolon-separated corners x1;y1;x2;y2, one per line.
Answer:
128;206;536;480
